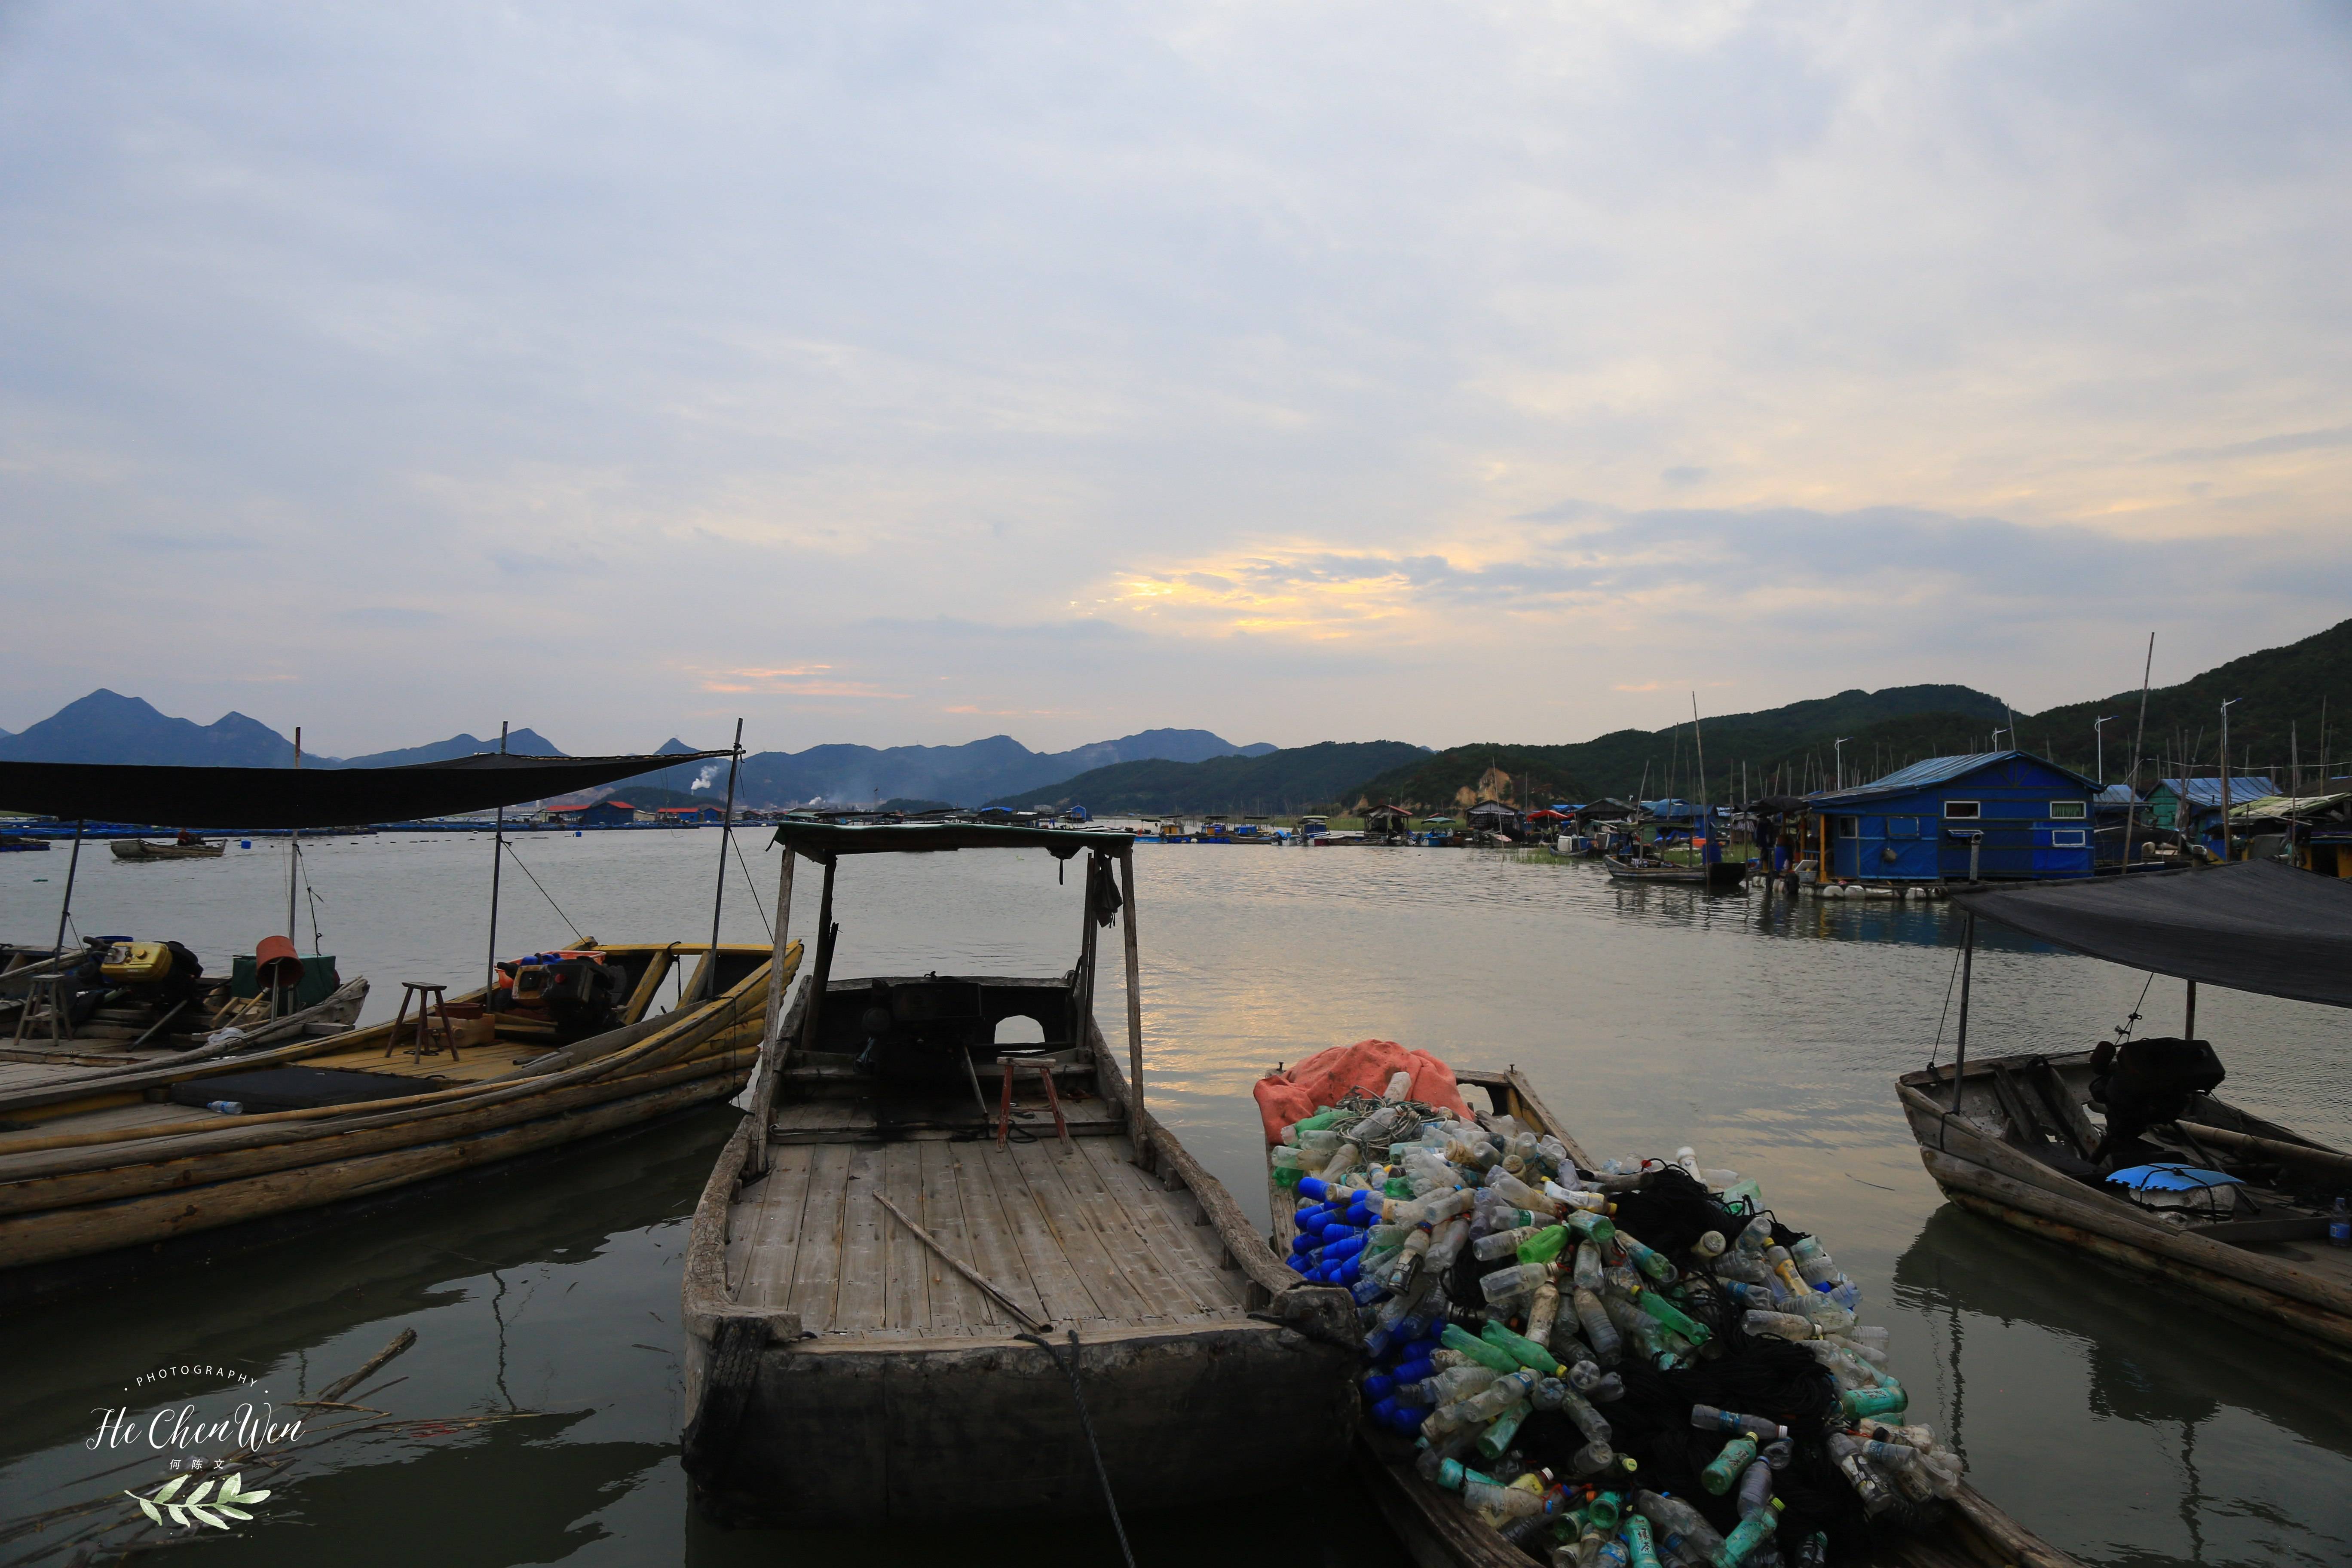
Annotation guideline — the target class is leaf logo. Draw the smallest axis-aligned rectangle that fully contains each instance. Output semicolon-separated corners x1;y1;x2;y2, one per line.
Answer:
125;1468;272;1531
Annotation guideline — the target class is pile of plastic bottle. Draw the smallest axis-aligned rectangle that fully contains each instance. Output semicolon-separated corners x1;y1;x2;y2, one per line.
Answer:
1273;1072;1964;1568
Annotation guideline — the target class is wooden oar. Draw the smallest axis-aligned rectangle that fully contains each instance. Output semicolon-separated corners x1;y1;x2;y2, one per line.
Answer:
872;1193;1045;1334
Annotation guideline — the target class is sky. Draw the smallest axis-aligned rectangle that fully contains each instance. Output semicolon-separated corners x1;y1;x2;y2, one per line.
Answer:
3;1;2349;758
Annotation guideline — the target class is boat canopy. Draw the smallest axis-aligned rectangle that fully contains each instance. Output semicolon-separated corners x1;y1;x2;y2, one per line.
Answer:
1951;860;2352;1010
0;751;728;831
771;821;1135;861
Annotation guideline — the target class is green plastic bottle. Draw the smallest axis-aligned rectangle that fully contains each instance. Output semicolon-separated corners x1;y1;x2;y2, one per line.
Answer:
1440;1322;1524;1374
1841;1385;1908;1421
1624;1515;1662;1568
1289;1107;1345;1138
1617;1231;1677;1283
1473;1400;1531;1460
1480;1317;1566;1375
1700;1433;1758;1494
1629;1283;1713;1347
1565;1210;1617;1244
1586;1490;1623;1532
1712;1498;1780;1567
1517;1223;1573;1265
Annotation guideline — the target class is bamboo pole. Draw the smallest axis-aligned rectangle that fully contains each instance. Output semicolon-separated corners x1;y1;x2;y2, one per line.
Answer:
50;820;85;955
2119;634;2154;874
797;856;837;1056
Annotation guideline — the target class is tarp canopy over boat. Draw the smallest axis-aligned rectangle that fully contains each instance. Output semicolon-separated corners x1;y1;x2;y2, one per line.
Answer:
772;821;1135;861
0;751;726;830
1952;860;2352;1010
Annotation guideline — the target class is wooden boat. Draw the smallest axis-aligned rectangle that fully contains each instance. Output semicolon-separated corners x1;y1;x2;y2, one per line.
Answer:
1897;861;2352;1365
1602;852;1749;889
1;938;367;1068
0;940;789;1301
1269;1065;2074;1568
679;822;1359;1527
0;834;49;852
109;837;226;861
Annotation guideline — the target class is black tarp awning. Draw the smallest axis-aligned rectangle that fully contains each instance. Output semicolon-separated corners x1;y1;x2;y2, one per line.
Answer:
0;752;726;830
773;821;1135;861
1951;860;2352;1010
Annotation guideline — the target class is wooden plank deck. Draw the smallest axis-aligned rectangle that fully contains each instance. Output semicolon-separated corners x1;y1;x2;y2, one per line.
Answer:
732;1130;1251;1337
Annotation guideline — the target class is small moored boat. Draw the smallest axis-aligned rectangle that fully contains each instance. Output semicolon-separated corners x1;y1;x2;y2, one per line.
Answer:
109;836;225;861
679;821;1357;1527
1897;861;2352;1364
1602;853;1750;890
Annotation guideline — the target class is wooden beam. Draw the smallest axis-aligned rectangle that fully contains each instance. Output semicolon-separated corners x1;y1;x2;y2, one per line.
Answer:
1117;851;1147;1170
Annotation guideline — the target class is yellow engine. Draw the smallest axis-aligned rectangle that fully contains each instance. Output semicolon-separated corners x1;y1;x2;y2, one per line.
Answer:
101;941;174;984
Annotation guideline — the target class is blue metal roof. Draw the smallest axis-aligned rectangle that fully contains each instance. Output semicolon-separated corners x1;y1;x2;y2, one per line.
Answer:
1806;750;2100;806
2156;776;2278;808
2094;783;2138;804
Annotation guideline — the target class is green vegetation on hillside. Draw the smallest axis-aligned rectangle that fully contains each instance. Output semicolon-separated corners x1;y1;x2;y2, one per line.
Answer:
2022;617;2352;787
984;741;1428;815
1349;685;2010;808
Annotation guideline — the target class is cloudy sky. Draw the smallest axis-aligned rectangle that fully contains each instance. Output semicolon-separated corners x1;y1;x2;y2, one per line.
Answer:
4;2;2348;757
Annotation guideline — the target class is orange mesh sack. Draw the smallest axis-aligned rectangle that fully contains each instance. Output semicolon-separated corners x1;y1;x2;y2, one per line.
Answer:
1252;1039;1473;1146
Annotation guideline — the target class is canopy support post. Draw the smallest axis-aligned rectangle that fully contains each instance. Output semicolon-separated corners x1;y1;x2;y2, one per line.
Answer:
748;843;797;1179
797;856;838;1057
486;721;507;1001
1949;913;1975;1113
50;819;84;955
704;718;743;999
1118;850;1148;1171
2184;978;2197;1041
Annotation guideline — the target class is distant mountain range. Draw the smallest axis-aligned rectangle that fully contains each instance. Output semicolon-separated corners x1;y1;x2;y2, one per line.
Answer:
983;741;1432;815
0;691;1275;809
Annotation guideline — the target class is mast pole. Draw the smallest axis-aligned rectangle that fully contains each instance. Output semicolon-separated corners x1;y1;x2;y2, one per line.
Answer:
51;819;85;954
288;727;302;943
487;721;508;998
2219;698;2237;862
2119;634;2154;874
706;718;744;996
1950;913;1975;1112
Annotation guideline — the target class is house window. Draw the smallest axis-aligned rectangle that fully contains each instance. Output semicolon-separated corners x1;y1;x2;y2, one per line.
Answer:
1944;801;1981;820
2049;801;2087;820
1887;818;1921;839
2051;829;2088;848
1838;817;1859;838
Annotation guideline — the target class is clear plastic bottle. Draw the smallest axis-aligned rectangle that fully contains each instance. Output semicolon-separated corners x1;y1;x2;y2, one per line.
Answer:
1789;1236;1840;1289
1825;1432;1895;1516
1735;1458;1774;1520
1700;1434;1758;1494
1572;1240;1606;1292
1691;1230;1727;1260
1427;1215;1473;1269
1526;1283;1563;1345
1690;1406;1788;1442
1418;1364;1501;1404
1464;1479;1546;1522
1556;1384;1613;1448
1735;1214;1775;1257
1574;1287;1623;1366
1743;1309;1815;1341
1632;1491;1728;1565
1481;1263;1551;1305
1857;1439;1937;1503
1476;1225;1551;1261
1487;1170;1564;1216
1626;1283;1712;1346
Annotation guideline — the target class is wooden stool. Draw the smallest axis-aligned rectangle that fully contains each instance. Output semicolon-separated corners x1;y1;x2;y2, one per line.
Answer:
10;974;71;1047
387;982;460;1064
995;1056;1069;1148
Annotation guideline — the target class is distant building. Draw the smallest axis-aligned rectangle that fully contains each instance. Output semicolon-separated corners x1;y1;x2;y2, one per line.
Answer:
547;798;638;828
655;804;720;824
2147;776;2279;846
1804;751;2100;882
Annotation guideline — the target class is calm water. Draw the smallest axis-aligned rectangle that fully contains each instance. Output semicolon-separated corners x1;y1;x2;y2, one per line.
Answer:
5;833;2350;1565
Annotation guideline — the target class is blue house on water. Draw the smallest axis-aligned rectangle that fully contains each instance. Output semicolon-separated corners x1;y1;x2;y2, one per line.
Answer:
1804;751;2100;882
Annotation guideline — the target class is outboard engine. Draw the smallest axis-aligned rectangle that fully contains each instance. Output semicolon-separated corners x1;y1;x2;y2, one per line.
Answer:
2089;1036;2226;1152
494;950;628;1039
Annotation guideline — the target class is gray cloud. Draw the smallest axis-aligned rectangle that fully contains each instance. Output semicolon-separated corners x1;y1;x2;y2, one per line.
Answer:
1;3;2348;753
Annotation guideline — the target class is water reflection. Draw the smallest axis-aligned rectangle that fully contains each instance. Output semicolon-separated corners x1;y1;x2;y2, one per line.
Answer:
1893;1207;2352;1565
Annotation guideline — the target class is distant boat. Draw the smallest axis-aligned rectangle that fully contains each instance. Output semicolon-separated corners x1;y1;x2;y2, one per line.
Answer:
109;838;226;861
0;835;49;853
1603;851;1749;889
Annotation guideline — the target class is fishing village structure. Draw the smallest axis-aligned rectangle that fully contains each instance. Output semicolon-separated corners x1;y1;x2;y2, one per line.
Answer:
1799;752;2100;885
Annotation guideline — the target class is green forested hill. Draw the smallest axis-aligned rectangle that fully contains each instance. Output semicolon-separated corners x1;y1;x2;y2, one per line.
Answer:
2021;617;2352;787
1348;685;2009;809
983;741;1429;815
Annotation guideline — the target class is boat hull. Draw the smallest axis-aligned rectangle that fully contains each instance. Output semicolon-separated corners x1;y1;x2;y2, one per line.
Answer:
1896;1062;2352;1364
687;1318;1351;1525
109;840;225;860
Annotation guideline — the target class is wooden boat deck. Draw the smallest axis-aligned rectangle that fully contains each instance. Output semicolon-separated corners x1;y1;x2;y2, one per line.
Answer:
727;1130;1252;1339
